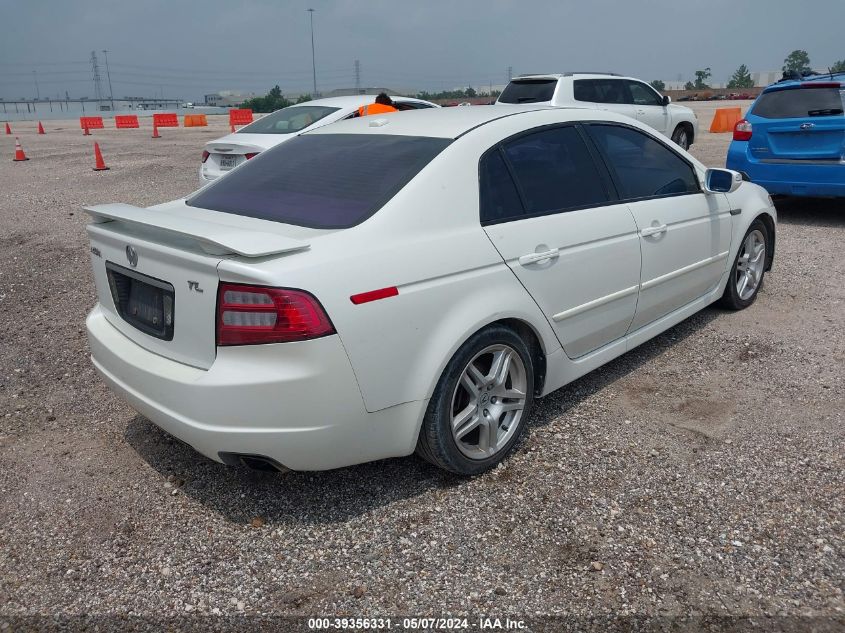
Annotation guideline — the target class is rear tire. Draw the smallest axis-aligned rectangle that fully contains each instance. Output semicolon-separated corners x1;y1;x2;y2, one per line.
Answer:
719;219;768;310
416;325;534;476
671;124;691;150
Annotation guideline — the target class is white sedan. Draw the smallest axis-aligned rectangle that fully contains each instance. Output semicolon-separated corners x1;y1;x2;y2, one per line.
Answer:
85;106;776;475
199;95;438;184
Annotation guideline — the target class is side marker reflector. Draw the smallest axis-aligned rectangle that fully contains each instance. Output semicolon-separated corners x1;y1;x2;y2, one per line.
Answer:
350;286;398;305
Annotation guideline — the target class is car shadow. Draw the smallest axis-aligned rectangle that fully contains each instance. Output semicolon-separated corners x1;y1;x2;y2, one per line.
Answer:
773;196;845;228
125;306;723;526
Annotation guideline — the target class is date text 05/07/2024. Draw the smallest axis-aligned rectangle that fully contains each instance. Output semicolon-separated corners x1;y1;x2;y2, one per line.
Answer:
307;616;527;630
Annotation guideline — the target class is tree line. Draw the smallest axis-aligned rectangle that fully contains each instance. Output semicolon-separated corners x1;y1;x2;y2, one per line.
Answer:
650;50;845;93
239;85;501;112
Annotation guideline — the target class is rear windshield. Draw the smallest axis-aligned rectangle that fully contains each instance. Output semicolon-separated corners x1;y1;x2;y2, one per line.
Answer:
752;86;844;118
187;134;451;229
499;79;557;104
236;105;340;134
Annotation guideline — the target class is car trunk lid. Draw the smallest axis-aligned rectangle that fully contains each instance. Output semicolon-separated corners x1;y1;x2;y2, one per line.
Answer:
203;134;271;175
749;84;845;161
85;200;310;369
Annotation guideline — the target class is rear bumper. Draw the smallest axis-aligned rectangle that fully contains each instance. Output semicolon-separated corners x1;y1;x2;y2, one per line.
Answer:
198;167;217;185
727;142;845;197
86;305;424;470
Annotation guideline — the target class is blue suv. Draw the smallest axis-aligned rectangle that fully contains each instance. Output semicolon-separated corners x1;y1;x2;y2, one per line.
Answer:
726;73;844;197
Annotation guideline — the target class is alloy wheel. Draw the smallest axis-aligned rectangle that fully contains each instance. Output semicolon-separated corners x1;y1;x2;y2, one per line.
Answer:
736;229;766;300
450;344;528;460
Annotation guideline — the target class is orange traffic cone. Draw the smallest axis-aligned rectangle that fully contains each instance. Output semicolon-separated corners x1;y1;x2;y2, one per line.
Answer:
152;123;160;138
83;125;91;136
4;122;11;135
92;142;109;171
12;137;29;162
230;124;236;133
37;121;45;135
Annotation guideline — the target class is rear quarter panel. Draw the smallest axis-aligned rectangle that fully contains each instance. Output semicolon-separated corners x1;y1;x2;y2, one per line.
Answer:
216;125;563;413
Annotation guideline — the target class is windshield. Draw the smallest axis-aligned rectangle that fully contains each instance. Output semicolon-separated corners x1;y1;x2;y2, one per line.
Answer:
187;134;451;229
236;105;340;134
499;79;557;104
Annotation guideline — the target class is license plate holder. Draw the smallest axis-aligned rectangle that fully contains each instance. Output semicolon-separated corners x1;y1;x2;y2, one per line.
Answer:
219;155;238;170
106;262;175;340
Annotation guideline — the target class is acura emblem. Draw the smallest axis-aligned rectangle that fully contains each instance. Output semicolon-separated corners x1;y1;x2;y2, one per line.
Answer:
125;245;138;267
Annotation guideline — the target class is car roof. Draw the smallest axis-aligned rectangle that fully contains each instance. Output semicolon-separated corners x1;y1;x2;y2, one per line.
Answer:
305;104;629;140
285;95;428;109
764;72;844;92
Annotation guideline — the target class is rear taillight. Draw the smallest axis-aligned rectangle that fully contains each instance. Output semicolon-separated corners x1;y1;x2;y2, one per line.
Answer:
201;150;210;163
733;119;752;141
244;152;259;160
216;283;334;346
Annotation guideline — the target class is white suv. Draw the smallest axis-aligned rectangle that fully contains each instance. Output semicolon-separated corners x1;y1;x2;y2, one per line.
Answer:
496;73;698;149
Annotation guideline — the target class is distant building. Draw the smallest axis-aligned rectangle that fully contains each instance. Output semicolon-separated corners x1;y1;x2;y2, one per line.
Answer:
204;91;256;107
751;71;782;87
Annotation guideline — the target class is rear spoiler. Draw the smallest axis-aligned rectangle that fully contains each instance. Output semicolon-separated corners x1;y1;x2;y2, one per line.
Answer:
84;203;310;258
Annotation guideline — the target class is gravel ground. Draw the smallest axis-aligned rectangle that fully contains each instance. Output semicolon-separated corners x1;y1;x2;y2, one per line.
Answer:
0;104;843;631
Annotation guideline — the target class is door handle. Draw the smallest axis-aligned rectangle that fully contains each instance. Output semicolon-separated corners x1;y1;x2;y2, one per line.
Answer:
518;248;559;266
640;224;668;237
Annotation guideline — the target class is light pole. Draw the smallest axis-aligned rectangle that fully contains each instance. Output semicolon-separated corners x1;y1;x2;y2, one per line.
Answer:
33;70;40;100
102;49;115;111
307;8;317;97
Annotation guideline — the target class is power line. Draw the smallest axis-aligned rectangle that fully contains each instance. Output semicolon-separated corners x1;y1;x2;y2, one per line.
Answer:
102;50;115;110
90;51;103;106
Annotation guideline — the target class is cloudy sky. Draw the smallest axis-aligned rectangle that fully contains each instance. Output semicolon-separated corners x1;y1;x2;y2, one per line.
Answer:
1;0;842;101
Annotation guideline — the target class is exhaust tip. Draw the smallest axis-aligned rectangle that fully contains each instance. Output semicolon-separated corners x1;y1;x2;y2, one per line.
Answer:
218;452;289;473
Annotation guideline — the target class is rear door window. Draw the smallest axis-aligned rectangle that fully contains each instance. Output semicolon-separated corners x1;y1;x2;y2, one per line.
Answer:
752;86;845;118
587;124;700;200
498;79;558;104
236;105;340;134
479;150;523;224
188;134;451;229
480;125;610;223
574;79;632;104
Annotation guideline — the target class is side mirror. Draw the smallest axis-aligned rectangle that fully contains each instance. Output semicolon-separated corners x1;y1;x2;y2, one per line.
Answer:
662;95;671;106
704;168;742;193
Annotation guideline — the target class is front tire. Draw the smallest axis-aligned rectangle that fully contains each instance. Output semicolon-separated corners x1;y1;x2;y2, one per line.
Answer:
416;325;534;475
671;124;691;150
719;219;768;310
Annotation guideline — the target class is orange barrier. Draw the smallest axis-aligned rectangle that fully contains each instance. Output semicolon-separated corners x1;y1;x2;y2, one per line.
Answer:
80;116;104;130
710;107;742;133
184;114;208;127
115;115;140;129
153;113;179;128
229;109;253;126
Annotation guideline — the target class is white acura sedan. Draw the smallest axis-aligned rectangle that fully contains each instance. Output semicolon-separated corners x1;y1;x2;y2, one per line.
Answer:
86;106;776;475
199;95;438;184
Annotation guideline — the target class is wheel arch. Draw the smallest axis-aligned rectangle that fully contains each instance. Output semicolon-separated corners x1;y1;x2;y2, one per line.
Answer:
675;120;695;145
421;313;555;402
755;211;776;271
